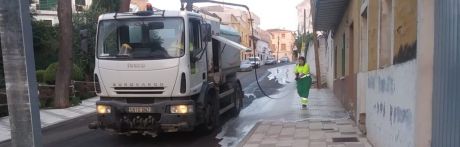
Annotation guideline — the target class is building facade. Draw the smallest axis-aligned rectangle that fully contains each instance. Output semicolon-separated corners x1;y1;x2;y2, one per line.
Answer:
267;29;296;62
130;0;148;12
199;5;261;61
30;0;93;25
30;0;147;24
312;0;459;147
255;29;272;64
296;0;313;33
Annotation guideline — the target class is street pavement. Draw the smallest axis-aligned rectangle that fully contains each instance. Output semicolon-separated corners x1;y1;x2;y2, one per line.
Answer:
0;63;288;147
238;88;372;147
0;97;99;142
0;63;369;147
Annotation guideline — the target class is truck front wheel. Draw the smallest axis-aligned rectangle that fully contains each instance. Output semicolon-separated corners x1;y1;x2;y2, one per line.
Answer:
197;92;220;133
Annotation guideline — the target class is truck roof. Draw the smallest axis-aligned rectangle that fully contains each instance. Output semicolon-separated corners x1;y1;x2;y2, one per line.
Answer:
98;10;198;21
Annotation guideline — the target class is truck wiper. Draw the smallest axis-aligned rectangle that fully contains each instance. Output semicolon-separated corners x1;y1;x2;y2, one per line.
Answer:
115;54;130;58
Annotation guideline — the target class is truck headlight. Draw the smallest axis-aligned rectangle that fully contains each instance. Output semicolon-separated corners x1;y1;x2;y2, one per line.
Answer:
97;105;111;114
170;105;193;114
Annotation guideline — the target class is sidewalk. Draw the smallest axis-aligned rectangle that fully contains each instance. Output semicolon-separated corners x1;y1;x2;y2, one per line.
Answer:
0;97;98;143
238;89;372;147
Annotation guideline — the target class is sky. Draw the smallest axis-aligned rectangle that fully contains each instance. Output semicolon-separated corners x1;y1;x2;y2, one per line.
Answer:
148;0;303;31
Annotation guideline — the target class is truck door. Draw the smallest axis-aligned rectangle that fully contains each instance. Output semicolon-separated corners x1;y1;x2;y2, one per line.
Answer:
188;18;206;94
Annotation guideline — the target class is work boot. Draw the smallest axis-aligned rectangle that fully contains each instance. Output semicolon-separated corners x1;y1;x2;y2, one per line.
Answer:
301;104;307;109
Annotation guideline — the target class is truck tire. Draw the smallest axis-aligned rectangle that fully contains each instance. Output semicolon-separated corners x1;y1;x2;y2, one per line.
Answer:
197;91;220;133
229;81;243;117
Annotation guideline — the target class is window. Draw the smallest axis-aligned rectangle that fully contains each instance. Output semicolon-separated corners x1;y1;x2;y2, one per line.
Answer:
39;0;57;10
281;44;286;51
189;19;201;51
282;33;286;38
75;0;86;5
96;18;185;60
189;19;201;74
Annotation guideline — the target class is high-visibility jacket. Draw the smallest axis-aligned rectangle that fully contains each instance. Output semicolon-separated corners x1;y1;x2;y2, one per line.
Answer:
295;64;310;75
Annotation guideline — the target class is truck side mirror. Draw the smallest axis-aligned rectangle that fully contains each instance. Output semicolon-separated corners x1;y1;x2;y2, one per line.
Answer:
201;23;212;42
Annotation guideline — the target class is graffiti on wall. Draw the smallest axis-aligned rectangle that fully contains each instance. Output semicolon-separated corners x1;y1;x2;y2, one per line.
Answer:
368;74;412;126
367;75;395;93
365;60;417;147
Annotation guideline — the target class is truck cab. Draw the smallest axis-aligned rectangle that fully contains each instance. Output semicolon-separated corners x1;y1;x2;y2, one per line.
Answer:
90;9;246;136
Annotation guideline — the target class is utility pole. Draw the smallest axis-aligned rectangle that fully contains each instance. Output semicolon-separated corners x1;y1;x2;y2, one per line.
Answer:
303;9;307;58
312;9;322;89
277;36;280;62
308;0;322;89
0;0;42;146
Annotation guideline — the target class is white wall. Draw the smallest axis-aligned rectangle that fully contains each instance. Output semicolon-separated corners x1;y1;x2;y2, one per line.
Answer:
357;72;367;124
306;41;315;75
256;40;270;64
326;31;334;89
365;60;417;147
34;10;59;25
414;0;433;146
305;37;328;84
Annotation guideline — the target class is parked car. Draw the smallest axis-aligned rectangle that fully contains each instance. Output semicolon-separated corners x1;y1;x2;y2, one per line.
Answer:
279;57;289;63
265;57;276;65
239;60;253;72
248;57;261;68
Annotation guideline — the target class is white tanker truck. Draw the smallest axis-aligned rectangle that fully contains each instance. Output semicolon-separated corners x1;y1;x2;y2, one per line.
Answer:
88;4;250;136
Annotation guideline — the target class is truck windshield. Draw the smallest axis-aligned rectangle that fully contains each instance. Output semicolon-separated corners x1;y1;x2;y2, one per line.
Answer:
97;18;184;60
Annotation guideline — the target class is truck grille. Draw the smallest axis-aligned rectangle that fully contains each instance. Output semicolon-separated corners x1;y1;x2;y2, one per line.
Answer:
120;114;161;130
113;87;165;95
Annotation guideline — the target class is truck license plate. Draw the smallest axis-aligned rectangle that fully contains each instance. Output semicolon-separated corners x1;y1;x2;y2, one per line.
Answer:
128;107;152;113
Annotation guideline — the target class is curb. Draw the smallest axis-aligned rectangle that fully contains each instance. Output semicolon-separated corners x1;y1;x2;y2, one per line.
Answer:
0;112;96;145
237;121;262;147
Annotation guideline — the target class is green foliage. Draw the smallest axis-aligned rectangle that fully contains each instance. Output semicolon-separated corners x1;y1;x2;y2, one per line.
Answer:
73;65;85;81
295;32;313;56
36;70;46;83
43;63;85;84
43;63;58;84
39;98;53;108
90;0;121;12
32;21;59;70
71;0;122;80
70;96;82;106
79;91;95;100
29;1;122;83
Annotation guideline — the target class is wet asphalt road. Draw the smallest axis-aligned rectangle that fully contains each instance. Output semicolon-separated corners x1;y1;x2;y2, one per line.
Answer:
0;63;289;147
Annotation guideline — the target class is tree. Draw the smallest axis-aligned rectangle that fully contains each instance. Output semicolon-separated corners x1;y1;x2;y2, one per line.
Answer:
54;0;73;108
118;0;131;12
90;0;121;12
295;32;313;57
119;0;131;12
32;21;59;70
72;0;127;80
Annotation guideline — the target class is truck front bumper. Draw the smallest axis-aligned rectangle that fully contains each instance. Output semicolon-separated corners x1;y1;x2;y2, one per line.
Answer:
93;100;197;133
